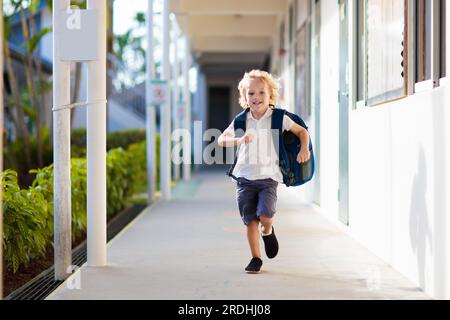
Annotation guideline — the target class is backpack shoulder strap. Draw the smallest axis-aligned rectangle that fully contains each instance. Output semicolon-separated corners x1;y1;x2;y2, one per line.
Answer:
271;108;286;131
233;108;249;136
227;108;250;181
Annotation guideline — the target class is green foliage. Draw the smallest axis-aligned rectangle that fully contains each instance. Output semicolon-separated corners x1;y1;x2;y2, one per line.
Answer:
2;134;156;273
106;147;132;216
71;128;146;154
1;170;52;273
107;129;146;150
4;127;53;187
27;27;52;53
127;141;148;194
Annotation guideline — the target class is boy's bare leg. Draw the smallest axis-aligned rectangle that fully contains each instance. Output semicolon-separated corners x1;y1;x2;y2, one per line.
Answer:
247;220;261;258
259;215;273;235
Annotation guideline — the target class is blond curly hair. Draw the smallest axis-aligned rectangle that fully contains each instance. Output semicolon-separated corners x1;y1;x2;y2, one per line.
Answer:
238;70;281;108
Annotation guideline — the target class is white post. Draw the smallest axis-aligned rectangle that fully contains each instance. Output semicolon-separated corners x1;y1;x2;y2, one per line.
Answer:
87;0;107;266
146;0;156;203
0;0;4;298
172;20;180;181
161;0;171;199
53;0;72;281
182;36;191;181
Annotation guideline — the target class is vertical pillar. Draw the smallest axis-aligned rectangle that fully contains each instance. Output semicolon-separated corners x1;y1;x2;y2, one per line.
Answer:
53;0;72;280
182;36;191;181
87;0;107;266
161;0;171;200
172;20;180;181
146;0;156;203
0;0;4;298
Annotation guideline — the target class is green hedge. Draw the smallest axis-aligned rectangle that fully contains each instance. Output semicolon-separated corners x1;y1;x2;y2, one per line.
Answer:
1;137;154;273
71;128;146;158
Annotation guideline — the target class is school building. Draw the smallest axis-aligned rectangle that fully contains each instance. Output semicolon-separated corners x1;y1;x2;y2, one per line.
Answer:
173;0;450;299
2;0;448;300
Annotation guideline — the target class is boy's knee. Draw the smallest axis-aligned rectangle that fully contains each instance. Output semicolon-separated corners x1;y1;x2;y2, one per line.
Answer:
259;215;273;225
247;219;259;228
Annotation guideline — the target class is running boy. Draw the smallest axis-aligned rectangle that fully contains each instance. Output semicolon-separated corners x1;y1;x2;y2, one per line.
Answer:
218;70;311;273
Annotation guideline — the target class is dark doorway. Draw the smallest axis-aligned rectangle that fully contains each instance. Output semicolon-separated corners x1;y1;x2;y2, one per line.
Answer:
207;86;231;165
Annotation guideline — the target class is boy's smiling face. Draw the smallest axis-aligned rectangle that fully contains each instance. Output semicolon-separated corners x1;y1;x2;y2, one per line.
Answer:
245;78;271;114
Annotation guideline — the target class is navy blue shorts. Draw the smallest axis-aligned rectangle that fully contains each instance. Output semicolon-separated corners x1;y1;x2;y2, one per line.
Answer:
236;177;279;225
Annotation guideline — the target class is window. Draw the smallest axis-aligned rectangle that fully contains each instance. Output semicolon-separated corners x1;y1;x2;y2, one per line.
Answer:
356;0;406;106
356;0;367;102
415;0;446;88
416;0;431;82
294;0;311;117
295;24;309;117
440;0;446;78
366;0;406;105
289;4;294;44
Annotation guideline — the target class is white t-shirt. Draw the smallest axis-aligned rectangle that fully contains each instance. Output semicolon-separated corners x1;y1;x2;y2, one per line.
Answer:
223;108;295;183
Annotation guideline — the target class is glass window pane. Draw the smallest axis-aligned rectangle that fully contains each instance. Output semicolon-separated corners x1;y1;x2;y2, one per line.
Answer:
416;0;431;82
366;0;405;105
357;0;367;102
296;25;308;117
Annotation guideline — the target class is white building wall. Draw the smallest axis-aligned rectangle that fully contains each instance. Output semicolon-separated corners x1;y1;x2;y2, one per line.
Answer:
317;0;339;221
276;0;450;299
348;82;449;299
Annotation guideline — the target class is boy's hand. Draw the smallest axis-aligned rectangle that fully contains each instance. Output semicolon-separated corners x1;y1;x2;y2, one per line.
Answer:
297;148;310;163
237;133;254;145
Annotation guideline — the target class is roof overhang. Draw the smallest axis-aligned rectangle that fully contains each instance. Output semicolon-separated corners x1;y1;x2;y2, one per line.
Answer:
171;0;288;73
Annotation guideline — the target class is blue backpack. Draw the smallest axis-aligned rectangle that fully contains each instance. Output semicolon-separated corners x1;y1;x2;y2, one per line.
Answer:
227;107;315;187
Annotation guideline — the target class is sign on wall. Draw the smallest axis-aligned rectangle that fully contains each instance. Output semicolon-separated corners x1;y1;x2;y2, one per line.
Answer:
150;80;169;106
177;100;185;118
55;8;99;61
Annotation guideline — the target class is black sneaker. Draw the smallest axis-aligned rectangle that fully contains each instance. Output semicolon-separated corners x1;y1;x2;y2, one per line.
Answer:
245;257;263;274
262;226;279;259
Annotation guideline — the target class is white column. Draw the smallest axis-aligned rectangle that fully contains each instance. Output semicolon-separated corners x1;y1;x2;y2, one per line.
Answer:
53;0;72;281
172;20;180;181
146;0;156;203
87;0;107;266
182;36;191;181
161;0;171;199
0;0;4;298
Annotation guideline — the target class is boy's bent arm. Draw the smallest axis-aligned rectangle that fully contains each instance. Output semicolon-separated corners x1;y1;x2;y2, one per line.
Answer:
218;133;240;147
289;123;311;163
289;123;309;148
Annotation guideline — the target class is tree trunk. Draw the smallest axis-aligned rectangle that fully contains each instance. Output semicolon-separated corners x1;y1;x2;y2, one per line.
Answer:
29;10;47;130
3;40;32;169
20;8;42;167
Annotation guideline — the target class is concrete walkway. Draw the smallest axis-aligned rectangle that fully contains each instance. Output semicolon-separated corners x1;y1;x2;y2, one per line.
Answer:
47;169;430;300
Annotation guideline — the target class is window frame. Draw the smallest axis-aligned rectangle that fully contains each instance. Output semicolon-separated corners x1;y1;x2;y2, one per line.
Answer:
414;0;446;92
355;0;409;108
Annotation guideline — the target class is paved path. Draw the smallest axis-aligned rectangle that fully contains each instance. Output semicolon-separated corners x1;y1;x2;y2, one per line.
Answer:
48;169;430;300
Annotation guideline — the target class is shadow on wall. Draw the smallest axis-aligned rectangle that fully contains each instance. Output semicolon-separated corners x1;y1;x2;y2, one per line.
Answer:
409;147;432;290
432;90;447;299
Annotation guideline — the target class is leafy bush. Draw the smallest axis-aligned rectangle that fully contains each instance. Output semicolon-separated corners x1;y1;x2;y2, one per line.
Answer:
107;129;146;150
2;135;154;273
1;170;52;273
71;128;146;153
4;128;53;187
